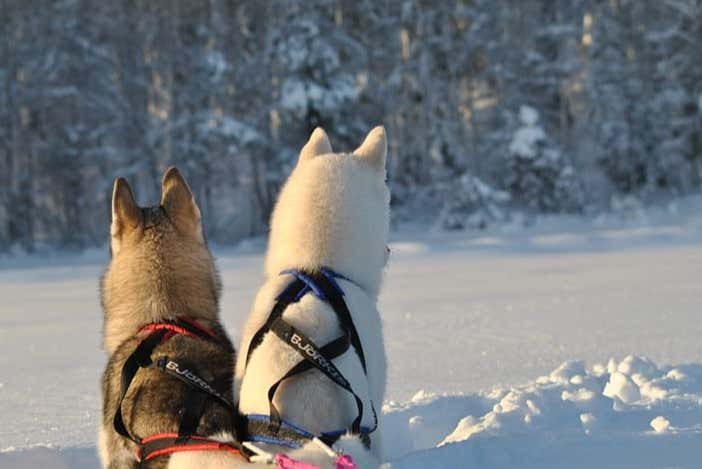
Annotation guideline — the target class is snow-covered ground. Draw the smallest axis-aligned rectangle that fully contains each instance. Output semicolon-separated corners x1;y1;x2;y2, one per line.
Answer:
1;198;702;468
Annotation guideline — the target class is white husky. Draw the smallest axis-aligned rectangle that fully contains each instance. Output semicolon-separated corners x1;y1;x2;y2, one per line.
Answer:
234;127;390;468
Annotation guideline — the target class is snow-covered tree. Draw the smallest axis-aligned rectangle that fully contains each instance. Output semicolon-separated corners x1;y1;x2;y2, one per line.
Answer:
644;1;702;194
1;0;701;250
505;106;582;213
267;2;366;148
440;173;510;230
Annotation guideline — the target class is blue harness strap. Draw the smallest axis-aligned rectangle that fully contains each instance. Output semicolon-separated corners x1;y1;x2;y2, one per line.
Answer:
277;268;351;302
245;414;374;450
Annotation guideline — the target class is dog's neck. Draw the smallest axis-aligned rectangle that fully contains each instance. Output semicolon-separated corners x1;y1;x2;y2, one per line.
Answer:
263;168;389;299
102;290;219;355
265;255;384;300
101;247;221;355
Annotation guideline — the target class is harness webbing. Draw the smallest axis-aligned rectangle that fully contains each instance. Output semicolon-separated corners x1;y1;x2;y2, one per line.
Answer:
114;328;169;444
112;317;242;465
153;356;235;409
243;268;378;448
266;330;349;432
137;433;242;462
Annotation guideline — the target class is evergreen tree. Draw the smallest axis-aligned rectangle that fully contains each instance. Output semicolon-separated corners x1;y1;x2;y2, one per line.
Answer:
505;106;582;212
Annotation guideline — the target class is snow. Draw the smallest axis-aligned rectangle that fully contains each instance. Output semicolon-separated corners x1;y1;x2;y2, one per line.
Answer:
1;203;702;468
602;371;641;404
206;49;229;81
650;416;670;433
200;115;263;147
518;105;540;126
280;76;357;114
384;353;702;467
439;173;510;230
508;126;546;158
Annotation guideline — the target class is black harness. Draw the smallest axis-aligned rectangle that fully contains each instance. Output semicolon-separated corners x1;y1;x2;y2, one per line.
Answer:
113;317;243;465
242;268;378;449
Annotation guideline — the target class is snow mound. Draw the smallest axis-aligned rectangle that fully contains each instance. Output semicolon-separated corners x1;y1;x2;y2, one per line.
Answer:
382;355;702;468
650;416;670;433
2;356;701;468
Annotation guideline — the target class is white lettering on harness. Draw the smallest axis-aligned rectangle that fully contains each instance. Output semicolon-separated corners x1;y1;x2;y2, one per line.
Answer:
289;333;348;386
165;360;219;395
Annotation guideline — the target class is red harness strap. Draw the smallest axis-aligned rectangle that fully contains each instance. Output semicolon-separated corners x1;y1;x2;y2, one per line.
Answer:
139;316;218;342
137;433;241;462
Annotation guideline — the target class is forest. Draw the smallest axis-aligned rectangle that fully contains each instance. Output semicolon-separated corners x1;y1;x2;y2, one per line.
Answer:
1;0;701;250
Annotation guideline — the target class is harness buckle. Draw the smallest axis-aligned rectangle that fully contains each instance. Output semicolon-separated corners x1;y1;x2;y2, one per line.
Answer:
242;442;274;464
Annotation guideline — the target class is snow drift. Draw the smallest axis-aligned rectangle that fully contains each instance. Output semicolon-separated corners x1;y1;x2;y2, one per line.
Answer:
2;356;701;468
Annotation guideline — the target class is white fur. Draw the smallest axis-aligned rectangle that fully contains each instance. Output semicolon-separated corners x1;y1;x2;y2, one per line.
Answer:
167;432;245;468
97;422;137;468
235;127;390;468
168;452;240;469
97;425;109;467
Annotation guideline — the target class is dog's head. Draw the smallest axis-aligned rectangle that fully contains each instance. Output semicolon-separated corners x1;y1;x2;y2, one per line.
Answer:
101;167;221;353
266;127;390;295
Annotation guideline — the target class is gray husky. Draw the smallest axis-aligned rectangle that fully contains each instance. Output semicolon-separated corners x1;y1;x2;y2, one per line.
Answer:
99;168;244;468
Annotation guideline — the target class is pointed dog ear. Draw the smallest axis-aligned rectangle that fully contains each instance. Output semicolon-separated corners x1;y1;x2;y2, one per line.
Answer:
160;167;203;240
111;177;141;256
354;126;387;172
299;127;332;163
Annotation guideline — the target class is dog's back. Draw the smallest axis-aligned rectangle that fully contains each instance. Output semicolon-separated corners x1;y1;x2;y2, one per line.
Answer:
236;128;390;467
99;168;241;468
101;328;236;468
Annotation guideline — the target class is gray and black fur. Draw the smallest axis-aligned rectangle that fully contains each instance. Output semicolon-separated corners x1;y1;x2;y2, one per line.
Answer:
99;167;239;468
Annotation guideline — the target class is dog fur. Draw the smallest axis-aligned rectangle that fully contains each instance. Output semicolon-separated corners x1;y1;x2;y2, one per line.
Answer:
99;168;243;468
235;127;390;468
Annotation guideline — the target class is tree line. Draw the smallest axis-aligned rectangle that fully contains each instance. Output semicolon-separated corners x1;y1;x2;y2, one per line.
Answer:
1;0;700;250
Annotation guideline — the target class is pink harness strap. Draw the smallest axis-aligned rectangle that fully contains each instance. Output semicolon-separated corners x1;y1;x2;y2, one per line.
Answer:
275;454;320;469
275;453;359;469
335;454;358;469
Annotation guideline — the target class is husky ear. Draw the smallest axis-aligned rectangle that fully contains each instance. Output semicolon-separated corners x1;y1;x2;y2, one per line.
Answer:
299;127;332;162
160;167;203;240
111;177;141;255
354;126;387;171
